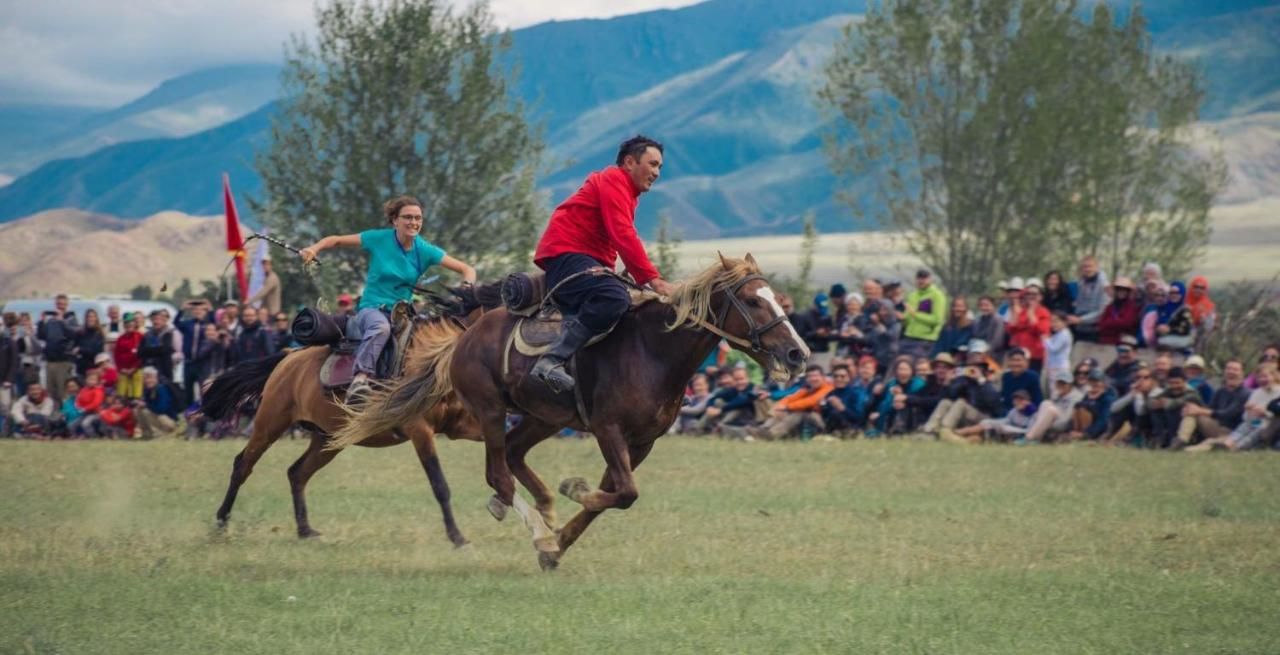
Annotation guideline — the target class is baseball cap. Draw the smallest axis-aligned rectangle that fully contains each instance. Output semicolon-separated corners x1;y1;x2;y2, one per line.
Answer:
1117;334;1139;349
222;300;239;307
1004;276;1025;291
916;268;932;279
829;283;847;297
94;353;111;365
1087;369;1106;382
1185;355;1206;369
1052;370;1073;385
1012;389;1032;400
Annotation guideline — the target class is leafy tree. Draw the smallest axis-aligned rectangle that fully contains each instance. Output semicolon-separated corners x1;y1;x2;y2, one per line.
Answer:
255;0;545;303
819;0;1226;295
648;210;682;280
779;212;819;302
129;285;153;301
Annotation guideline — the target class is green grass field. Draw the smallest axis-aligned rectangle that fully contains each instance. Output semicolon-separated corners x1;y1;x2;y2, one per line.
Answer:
3;437;1278;654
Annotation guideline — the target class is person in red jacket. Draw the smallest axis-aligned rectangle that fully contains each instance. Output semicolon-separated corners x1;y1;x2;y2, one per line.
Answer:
73;369;107;437
530;135;677;392
113;314;145;399
1099;277;1142;345
1007;282;1051;371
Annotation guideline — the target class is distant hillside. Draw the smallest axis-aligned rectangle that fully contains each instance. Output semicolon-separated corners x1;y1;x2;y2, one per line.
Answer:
0;210;226;301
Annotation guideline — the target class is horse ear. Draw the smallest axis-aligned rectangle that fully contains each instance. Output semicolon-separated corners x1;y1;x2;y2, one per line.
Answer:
744;252;758;268
718;251;731;270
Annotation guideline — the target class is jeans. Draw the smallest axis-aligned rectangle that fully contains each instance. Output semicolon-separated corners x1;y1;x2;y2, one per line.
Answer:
353;307;391;376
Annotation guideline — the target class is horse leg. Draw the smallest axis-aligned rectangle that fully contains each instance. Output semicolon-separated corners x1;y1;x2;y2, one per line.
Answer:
540;441;654;571
286;433;339;538
407;426;468;548
505;417;561;531
560;425;640;512
215;402;293;529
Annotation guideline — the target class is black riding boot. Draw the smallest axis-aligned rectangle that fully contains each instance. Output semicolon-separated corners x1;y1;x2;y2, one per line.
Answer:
530;319;595;393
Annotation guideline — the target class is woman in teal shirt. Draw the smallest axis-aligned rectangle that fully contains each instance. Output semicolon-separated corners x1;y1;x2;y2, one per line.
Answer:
300;195;476;398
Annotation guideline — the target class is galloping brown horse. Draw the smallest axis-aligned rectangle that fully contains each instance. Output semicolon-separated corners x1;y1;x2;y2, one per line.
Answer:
202;315;481;545
332;255;809;568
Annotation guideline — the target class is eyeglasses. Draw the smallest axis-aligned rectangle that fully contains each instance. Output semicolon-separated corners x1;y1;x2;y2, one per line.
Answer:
1074;371;1088;376
1135;374;1152;379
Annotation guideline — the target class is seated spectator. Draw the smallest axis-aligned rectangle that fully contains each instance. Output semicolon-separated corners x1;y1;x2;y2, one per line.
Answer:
853;355;880;393
91;352;118;389
135;367;179;439
10;383;55;437
59;379;82;437
901;269;946;359
1155;282;1195;351
71;371;107;438
1172;359;1249;450
97;395;136;439
1072;358;1098;392
1000;349;1043;413
925;352;1003;441
1245;347;1280;390
1070;369;1116;441
724;348;765;386
1149;367;1195;448
1105;336;1142;396
1044;312;1074;386
865;299;901;373
1007;283;1050;371
1098;277;1141;345
675;374;713;434
1187;364;1280;452
820;364;868;436
1152;351;1174;386
1024;370;1085;443
114;313;144;399
1185;276;1216;340
701;368;758;435
1183;355;1214;404
1042;270;1074;316
971;296;1006;358
931;297;973;358
952;389;1038;444
903;353;955;433
1104;364;1160;447
747;365;833;441
867;357;924;437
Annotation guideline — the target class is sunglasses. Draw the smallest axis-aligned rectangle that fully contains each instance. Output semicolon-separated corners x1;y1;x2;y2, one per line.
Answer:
1117;347;1133;353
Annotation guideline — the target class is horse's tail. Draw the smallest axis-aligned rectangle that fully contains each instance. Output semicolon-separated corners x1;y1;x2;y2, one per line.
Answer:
199;351;290;421
327;320;463;451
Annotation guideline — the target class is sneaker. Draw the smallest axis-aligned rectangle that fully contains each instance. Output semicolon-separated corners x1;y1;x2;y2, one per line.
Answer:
346;376;372;405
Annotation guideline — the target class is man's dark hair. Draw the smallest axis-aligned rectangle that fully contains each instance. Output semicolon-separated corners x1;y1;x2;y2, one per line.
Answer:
805;364;825;375
832;365;852;376
616;135;663;166
1168;367;1187;380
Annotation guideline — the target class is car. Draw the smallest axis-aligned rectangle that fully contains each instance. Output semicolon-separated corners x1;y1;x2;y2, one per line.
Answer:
0;297;179;324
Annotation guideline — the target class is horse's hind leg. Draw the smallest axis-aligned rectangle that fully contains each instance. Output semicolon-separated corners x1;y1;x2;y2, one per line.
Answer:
505;417;561;530
215;403;294;529
287;434;339;538
407;425;468;547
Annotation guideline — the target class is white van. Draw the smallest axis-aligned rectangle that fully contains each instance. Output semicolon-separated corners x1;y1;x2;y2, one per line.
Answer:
0;296;179;324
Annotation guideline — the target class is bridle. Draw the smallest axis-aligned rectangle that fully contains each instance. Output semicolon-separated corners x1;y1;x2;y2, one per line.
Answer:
696;274;790;353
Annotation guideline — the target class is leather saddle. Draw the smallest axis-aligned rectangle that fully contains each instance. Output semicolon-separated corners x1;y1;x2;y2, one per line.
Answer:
317;302;416;390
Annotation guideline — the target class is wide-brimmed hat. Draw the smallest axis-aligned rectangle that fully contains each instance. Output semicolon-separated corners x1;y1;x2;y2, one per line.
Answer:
1110;276;1136;291
932;352;956;367
1003;277;1025;291
1185;355;1207;370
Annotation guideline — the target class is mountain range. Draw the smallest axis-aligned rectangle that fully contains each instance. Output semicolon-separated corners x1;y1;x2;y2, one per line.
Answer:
0;0;1276;240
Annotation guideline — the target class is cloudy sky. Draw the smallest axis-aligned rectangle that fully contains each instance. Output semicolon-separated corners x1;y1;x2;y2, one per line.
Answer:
0;0;702;107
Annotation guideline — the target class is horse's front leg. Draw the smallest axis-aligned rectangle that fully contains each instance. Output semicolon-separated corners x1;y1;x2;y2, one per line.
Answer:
542;441;654;571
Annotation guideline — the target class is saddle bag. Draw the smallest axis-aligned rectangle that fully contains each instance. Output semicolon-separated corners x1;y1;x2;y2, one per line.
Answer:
291;308;348;347
501;271;547;314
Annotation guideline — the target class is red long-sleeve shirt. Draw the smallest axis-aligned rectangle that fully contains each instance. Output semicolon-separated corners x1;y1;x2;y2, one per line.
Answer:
1007;305;1051;361
75;385;105;414
114;331;142;372
534;166;661;286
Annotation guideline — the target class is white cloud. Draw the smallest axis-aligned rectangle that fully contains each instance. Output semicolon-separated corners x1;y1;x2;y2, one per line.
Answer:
0;0;701;107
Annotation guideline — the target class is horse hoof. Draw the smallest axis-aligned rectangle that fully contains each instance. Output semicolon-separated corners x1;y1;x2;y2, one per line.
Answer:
298;528;322;539
534;535;560;554
487;495;508;521
559;477;591;503
538;551;560;572
215;517;229;530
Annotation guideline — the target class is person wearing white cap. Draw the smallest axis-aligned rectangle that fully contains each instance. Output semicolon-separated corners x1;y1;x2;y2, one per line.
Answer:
247;254;283;317
998;276;1024;324
1183;355;1213;404
1023;369;1085;443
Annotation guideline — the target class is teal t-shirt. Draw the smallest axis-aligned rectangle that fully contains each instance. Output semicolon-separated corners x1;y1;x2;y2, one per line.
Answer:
358;228;446;310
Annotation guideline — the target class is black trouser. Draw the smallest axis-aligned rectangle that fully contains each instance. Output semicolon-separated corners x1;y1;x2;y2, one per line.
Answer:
541;253;632;333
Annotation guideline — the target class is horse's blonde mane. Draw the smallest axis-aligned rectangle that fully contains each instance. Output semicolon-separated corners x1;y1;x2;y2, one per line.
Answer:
663;255;762;331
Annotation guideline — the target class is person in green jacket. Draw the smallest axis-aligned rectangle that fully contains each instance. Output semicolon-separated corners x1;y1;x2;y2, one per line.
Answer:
902;268;947;359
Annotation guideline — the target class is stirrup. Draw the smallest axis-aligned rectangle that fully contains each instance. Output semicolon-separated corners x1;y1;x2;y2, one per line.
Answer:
532;358;575;393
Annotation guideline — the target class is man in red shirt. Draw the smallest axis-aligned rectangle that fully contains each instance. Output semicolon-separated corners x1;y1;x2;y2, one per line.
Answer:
530;135;676;393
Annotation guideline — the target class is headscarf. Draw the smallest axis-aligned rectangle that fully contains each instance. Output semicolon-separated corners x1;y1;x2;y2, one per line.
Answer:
1157;281;1185;324
1186;276;1216;326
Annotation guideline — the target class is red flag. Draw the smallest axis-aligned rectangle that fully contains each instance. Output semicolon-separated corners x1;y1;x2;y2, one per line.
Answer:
223;173;249;301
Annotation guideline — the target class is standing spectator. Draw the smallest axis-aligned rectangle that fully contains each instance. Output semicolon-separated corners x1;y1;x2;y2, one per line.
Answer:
749;365;833;440
175;299;215;407
828;283;849;327
37;294;80;404
931;297;974;358
1007;284;1051;371
230;307;275;365
0;316;16;434
1155;282;1195;351
1185;276;1216;339
971;296;1006;358
901;269;946;359
114;313;144;399
219;301;242;338
821;364;868;436
193;323;231;391
1070;369;1116;442
797;293;836;367
10;383;55;437
1139;262;1165;301
270;312;294;352
859;280;884;321
885;281;906;317
139;310;182;383
835;293;867;359
104;304;125;351
1043;312;1074;388
1173;359;1249;449
13;313;41;396
1001;349;1043;413
1042;270;1074;315
866;300;901;373
135;368;179;439
1098;277;1141;345
1183;355;1214;404
1066;255;1110;342
1138;282;1168;347
1024;370;1084;443
73;309;105;377
71;372;106;438
1186;365;1280;452
247;255;283;317
1104;336;1142;396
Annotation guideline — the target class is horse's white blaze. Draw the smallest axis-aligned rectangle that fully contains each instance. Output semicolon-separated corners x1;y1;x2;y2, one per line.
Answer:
756;284;809;358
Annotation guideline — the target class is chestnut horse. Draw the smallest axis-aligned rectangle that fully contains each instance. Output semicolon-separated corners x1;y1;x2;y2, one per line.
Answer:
332;255;809;569
201;315;481;545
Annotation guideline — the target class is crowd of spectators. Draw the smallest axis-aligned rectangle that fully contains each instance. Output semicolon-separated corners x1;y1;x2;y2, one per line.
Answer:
0;291;308;439
675;256;1280;452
